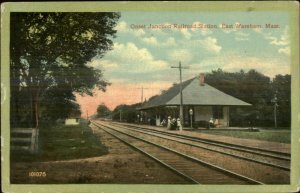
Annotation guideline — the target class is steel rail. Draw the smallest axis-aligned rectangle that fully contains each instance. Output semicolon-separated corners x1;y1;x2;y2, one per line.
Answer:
93;121;264;185
113;122;290;160
93;123;199;184
103;122;290;171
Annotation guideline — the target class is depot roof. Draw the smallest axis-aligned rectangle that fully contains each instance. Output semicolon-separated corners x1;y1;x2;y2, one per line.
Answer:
140;77;251;110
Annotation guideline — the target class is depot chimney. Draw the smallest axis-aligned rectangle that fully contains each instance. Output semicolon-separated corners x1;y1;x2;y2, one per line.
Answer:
199;73;205;86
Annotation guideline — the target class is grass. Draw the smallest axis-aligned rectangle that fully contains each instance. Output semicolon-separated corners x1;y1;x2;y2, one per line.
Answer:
11;119;108;162
199;129;291;144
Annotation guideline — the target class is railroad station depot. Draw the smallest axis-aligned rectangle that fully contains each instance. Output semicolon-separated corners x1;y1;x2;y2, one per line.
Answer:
139;74;251;127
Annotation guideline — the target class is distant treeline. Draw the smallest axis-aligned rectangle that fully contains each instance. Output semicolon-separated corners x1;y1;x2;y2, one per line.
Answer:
97;69;291;128
205;69;290;127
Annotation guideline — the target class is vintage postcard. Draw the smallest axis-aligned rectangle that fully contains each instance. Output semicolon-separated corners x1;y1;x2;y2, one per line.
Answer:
1;1;299;193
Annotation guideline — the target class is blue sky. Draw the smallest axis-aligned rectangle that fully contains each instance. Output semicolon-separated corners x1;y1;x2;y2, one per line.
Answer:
88;11;290;86
80;11;291;112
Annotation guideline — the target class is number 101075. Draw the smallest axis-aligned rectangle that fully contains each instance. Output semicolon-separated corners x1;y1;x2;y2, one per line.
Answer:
28;172;46;177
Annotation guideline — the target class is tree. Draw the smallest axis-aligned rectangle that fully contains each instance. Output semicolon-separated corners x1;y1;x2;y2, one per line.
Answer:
272;74;291;126
112;104;140;123
42;85;81;121
97;103;111;118
206;69;272;106
205;69;274;126
10;12;120;128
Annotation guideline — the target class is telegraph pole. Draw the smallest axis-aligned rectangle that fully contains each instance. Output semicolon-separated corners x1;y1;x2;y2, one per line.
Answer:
171;61;189;130
137;87;149;104
137;86;149;123
272;93;278;129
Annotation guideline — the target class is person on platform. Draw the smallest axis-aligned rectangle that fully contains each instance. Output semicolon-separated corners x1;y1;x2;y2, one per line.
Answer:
167;116;171;129
177;118;182;131
170;118;177;130
160;119;167;126
208;118;214;129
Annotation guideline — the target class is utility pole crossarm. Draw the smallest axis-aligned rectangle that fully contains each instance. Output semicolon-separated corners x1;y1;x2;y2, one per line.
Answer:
171;66;189;69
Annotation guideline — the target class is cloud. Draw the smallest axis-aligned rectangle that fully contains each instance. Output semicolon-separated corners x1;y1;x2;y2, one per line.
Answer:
163;37;177;46
199;37;222;53
133;29;146;37
265;26;289;46
278;47;290;56
254;25;290;56
141;36;177;47
223;57;289;77
97;42;169;73
115;21;127;32
181;29;192;39
266;36;289;46
142;36;159;45
200;29;213;36
168;49;193;63
112;42;152;62
200;53;290;78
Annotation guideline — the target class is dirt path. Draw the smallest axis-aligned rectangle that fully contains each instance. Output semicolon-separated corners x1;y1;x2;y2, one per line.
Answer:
10;125;189;184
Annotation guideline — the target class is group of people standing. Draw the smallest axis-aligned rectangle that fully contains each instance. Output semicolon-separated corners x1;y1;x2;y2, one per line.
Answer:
160;116;182;130
160;116;215;130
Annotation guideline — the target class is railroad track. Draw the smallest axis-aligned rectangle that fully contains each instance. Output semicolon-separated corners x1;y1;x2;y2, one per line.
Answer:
101;121;291;184
109;121;290;171
92;121;263;185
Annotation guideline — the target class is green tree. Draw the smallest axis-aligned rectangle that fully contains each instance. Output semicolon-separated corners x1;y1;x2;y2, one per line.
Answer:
10;12;120;128
206;69;272;107
272;74;291;126
97;103;111;118
112;104;140;123
205;69;273;126
42;85;81;121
